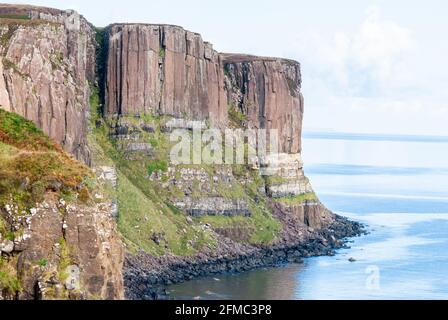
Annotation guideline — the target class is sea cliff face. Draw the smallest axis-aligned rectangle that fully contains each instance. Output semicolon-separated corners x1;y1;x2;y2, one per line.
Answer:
101;23;360;299
0;4;362;300
105;24;227;125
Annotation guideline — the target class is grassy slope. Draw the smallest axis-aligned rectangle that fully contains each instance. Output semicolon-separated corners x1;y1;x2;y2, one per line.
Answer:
89;90;216;256
88;88;284;256
0;109;96;297
0;109;93;209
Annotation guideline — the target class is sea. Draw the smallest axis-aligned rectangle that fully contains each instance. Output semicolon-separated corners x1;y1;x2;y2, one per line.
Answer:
166;132;448;300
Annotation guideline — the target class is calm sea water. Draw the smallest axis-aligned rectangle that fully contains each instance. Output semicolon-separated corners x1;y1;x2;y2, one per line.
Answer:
166;133;448;300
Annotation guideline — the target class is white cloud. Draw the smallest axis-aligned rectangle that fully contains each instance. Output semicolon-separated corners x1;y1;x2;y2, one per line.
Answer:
290;6;448;135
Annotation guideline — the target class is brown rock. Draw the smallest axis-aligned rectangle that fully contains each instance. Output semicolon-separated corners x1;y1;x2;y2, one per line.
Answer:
12;195;124;300
0;6;96;164
105;24;227;126
223;54;304;154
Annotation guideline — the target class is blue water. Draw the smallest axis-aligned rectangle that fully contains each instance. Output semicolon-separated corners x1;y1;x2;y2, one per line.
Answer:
166;133;448;300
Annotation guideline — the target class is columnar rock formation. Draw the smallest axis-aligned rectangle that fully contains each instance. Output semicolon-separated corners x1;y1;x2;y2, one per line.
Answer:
0;4;96;164
104;25;304;154
104;24;311;200
105;24;227;126
222;54;304;154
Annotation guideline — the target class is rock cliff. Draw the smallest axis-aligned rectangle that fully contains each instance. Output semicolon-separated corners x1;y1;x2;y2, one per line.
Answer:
0;4;362;301
0;109;123;300
0;4;96;164
222;53;304;154
105;24;227;126
100;22;360;299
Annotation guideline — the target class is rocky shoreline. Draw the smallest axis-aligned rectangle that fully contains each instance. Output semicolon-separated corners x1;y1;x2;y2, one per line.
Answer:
124;214;364;300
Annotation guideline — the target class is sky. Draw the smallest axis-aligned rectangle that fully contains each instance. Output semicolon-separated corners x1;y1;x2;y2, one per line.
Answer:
3;0;448;135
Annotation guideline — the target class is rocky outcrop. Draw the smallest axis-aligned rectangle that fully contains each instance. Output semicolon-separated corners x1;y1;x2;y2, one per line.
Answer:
174;197;251;217
0;4;96;164
1;195;124;300
105;24;227;126
0;107;124;300
223;54;304;154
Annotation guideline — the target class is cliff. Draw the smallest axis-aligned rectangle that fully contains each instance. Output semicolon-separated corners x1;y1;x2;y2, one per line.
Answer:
0;4;362;301
222;54;304;154
0;109;123;300
100;23;360;299
0;4;95;164
105;24;227;126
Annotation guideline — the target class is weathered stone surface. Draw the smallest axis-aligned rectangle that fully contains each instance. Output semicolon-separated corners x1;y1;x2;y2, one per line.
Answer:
105;24;227;126
95;166;118;188
174;197;251;217
268;180;314;198
0;240;14;254
223;54;304;154
1;195;124;300
275;201;333;229
0;5;96;164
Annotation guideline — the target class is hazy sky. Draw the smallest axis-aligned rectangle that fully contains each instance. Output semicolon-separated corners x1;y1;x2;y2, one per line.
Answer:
3;0;448;135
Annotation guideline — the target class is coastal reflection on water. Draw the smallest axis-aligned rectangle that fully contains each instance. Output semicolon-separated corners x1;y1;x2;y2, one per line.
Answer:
166;134;448;300
168;264;305;300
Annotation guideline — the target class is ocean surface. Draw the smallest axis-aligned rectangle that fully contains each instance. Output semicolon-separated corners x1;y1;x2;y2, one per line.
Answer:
166;133;448;300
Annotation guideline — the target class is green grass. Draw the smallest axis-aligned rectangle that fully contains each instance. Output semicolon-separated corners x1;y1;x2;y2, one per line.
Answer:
276;192;318;205
265;175;288;186
147;160;168;176
0;257;21;297
0;14;30;20
37;258;48;268
228;104;247;127
57;238;74;283
0;109;95;210
0;108;53;151
116;171;216;255
197;199;282;245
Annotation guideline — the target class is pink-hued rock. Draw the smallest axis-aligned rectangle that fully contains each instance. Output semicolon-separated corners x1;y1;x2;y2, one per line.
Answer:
105;24;227;126
104;25;304;154
222;54;304;154
0;5;95;164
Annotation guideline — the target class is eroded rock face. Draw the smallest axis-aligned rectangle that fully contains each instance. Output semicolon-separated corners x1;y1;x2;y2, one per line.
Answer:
1;195;124;300
105;24;227;126
0;5;96;164
174;197;251;217
223;54;304;154
103;23;330;228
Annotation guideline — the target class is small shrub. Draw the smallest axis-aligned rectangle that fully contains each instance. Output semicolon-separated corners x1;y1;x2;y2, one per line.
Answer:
37;259;48;268
147;160;168;176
